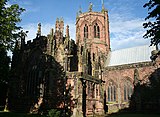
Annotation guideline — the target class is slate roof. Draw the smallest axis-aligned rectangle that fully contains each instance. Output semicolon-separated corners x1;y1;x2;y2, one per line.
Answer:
105;45;156;67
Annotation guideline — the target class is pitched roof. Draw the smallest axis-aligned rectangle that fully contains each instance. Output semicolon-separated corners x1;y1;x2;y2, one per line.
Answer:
105;45;156;67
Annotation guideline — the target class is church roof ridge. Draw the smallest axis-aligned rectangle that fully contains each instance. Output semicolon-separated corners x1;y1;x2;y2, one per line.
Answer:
105;45;156;67
111;45;152;52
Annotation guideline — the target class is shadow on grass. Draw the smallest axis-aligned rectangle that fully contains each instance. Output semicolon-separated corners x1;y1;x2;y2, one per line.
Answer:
0;111;46;117
106;108;160;117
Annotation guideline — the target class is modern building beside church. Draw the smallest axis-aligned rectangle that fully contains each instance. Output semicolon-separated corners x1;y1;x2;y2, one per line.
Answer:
9;3;160;117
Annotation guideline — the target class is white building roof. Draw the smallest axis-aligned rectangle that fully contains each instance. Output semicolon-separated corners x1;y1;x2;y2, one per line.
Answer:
105;45;156;67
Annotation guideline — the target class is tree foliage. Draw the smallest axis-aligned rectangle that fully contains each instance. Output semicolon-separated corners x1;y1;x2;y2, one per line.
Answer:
0;0;24;107
0;0;25;50
143;0;160;46
130;68;160;111
0;44;10;83
48;109;61;117
0;44;10;106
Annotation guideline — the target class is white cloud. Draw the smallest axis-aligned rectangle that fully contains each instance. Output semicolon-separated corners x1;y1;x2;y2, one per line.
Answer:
23;23;37;41
23;16;150;51
22;20;76;42
111;31;150;51
108;3;150;51
5;2;11;8
109;17;150;51
19;1;32;6
65;20;76;40
110;18;144;33
22;0;149;51
26;7;40;13
41;23;54;36
23;23;53;42
11;0;40;13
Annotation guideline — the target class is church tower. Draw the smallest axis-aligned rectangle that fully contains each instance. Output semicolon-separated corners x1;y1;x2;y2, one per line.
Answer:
76;3;110;75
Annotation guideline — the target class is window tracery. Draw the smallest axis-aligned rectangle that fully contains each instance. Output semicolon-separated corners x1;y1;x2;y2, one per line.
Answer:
84;24;88;38
94;23;100;38
124;80;133;101
107;81;116;102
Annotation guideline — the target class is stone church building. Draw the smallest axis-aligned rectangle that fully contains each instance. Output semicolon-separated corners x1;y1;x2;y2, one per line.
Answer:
9;3;159;117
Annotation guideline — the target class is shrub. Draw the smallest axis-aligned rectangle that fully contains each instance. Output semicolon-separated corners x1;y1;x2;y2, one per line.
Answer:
48;109;60;117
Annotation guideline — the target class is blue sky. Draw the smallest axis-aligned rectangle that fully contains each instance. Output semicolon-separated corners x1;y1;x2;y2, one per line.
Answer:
9;0;150;51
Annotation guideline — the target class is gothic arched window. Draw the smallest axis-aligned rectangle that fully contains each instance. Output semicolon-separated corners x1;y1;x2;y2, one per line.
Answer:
81;46;83;55
124;80;133;101
84;24;88;38
93;53;95;61
27;65;38;96
94;23;100;38
107;81;116;102
108;86;111;101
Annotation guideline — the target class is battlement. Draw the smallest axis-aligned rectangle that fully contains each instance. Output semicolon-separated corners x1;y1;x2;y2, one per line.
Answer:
25;36;47;49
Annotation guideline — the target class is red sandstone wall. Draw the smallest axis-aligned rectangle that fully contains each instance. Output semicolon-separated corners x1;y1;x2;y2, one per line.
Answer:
103;64;156;104
76;11;110;55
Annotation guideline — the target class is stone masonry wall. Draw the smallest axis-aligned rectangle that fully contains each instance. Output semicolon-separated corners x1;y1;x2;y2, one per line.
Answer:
102;62;157;113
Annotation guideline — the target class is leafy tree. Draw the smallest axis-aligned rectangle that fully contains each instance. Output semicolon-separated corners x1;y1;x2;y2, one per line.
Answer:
0;0;24;108
143;0;160;46
130;68;160;111
0;0;25;50
0;45;10;84
48;109;61;117
0;44;10;106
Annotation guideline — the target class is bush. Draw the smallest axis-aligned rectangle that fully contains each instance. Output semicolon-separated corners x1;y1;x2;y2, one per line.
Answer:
48;109;60;117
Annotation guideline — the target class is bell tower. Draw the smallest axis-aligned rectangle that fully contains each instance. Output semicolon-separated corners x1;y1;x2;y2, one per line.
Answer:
76;3;110;74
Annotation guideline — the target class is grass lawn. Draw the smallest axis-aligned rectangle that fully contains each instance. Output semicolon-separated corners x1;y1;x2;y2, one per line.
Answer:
0;111;160;117
0;111;46;117
107;113;160;117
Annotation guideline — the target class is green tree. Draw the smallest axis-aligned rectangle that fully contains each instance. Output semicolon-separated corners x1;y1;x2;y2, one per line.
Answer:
143;0;160;46
48;109;61;117
0;0;24;108
0;0;25;50
0;44;10;107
